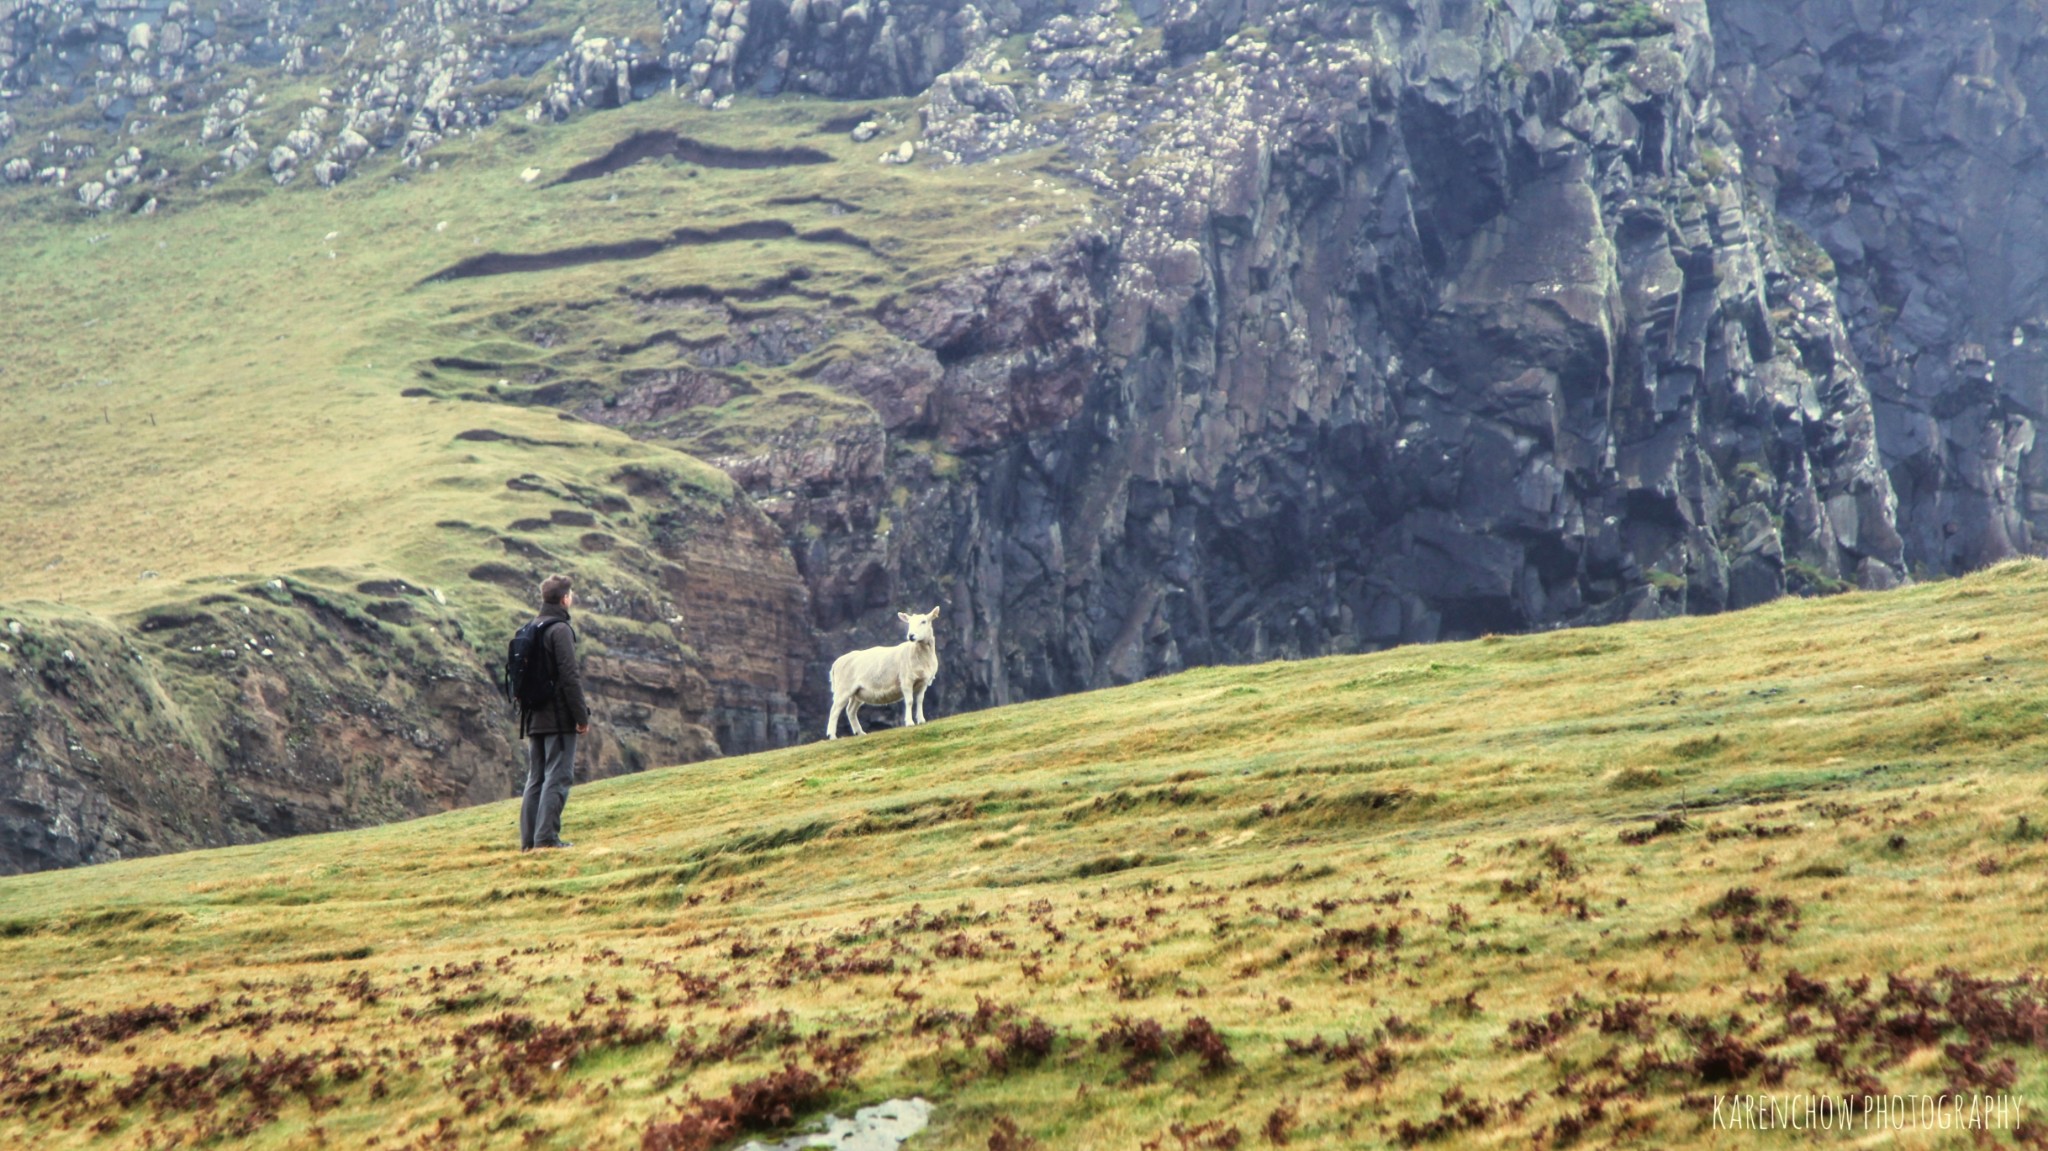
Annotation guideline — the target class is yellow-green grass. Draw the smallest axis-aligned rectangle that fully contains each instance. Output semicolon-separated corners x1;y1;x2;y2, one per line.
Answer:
0;94;1091;617
6;562;2048;1148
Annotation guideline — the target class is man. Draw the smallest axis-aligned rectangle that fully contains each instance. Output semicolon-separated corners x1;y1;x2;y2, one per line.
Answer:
519;574;590;851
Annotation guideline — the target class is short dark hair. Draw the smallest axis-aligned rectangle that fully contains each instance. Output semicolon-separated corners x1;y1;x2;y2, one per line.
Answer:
540;575;573;605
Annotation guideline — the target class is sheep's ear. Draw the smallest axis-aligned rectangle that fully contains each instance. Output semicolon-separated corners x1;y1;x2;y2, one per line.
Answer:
929;606;941;618
897;612;911;623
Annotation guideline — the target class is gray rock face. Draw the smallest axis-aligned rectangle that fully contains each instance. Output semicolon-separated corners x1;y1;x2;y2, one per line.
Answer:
510;0;2038;731
736;0;1914;722
1712;0;2048;577
662;0;1051;105
533;28;638;121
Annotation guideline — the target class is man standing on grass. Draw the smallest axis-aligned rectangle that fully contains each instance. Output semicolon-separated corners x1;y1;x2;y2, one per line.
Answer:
518;574;590;851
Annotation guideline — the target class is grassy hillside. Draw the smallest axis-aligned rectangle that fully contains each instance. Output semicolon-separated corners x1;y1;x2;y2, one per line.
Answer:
0;94;1086;620
0;91;1096;848
4;562;2047;1148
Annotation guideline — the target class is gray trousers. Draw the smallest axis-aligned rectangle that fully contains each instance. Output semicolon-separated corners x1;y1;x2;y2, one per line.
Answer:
520;732;577;849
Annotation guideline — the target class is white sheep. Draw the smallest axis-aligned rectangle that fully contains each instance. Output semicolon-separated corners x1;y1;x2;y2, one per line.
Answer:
826;607;939;739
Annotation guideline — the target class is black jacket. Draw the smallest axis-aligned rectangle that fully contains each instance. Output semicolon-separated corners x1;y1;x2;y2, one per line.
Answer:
519;603;591;737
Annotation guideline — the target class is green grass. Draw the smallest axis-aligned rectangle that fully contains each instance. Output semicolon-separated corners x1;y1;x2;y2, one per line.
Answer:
0;94;1091;632
5;560;2048;1148
1559;0;1676;63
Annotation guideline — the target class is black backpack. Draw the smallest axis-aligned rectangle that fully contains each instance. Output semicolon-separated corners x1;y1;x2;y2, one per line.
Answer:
503;617;568;711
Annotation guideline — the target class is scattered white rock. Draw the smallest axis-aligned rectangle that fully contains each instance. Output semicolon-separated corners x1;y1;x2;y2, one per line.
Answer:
737;1098;932;1151
333;128;371;162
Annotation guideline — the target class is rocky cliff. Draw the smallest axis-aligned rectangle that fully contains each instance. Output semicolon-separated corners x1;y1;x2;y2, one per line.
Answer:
595;0;1934;715
5;0;2043;871
818;0;1916;714
1712;0;2048;577
0;468;811;876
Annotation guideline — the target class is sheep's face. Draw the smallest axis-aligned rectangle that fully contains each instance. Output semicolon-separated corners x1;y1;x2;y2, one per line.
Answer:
898;606;940;645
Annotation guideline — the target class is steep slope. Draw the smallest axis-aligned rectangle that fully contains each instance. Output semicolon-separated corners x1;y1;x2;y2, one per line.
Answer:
0;98;1090;874
3;562;2047;1148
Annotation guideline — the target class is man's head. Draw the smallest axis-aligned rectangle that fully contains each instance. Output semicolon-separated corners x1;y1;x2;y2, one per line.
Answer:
540;575;575;607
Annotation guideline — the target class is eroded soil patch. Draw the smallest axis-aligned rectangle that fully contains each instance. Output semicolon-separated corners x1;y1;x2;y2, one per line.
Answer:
549;130;833;185
420;222;872;283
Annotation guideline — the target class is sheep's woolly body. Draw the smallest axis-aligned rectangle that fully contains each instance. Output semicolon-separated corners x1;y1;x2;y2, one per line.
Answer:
827;609;941;738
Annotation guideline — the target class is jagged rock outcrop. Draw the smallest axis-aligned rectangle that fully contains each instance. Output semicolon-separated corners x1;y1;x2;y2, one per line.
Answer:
660;0;1020;106
532;27;641;121
0;591;515;873
645;0;1915;717
0;0;556;200
481;0;2034;724
1711;0;2048;577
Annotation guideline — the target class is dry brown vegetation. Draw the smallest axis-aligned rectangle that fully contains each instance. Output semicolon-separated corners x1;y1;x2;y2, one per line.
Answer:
6;561;2048;1147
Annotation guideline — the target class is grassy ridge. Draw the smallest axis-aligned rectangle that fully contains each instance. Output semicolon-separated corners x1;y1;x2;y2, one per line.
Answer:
0;94;1088;619
3;562;2047;1148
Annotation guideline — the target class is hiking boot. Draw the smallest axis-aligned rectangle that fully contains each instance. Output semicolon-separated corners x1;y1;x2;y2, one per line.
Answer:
535;840;575;849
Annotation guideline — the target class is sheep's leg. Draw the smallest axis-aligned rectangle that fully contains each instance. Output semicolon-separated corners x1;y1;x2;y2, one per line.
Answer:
825;694;843;740
902;679;917;726
914;683;927;725
847;695;866;736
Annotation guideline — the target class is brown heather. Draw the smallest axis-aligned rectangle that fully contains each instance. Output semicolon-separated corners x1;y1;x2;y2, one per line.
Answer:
4;560;2048;1146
